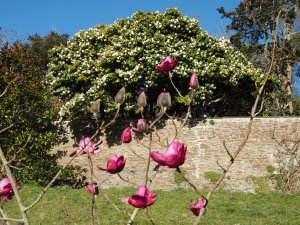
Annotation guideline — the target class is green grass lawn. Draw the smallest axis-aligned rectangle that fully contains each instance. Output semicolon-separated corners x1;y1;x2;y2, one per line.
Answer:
3;185;300;225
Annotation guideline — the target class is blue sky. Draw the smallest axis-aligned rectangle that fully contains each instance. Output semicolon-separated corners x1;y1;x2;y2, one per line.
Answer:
1;0;241;39
2;0;300;95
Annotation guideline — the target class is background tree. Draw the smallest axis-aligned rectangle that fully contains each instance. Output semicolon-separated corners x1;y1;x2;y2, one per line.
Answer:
218;0;300;114
0;31;79;185
27;32;69;73
47;8;266;119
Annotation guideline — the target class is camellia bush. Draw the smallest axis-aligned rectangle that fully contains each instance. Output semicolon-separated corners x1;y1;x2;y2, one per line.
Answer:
47;8;264;118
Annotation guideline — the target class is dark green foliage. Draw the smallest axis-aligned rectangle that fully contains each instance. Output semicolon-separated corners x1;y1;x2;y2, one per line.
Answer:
0;32;79;186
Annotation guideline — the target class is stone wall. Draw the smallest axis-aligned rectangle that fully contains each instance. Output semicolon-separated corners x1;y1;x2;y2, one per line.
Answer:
53;117;300;192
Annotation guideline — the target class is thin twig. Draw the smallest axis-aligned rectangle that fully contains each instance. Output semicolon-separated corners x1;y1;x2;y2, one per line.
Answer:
216;161;227;173
0;124;14;135
223;140;233;161
168;71;183;97
0;206;11;225
128;144;147;160
117;173;137;186
25;156;76;211
0;77;19;98
100;192;130;217
146;208;155;225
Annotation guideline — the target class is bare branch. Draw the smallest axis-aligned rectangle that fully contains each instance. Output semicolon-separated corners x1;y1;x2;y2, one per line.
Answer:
117;173;138;186
168;71;183;97
0;147;29;224
128;144;147;160
25;156;76;211
216;160;227;172
100;192;130;217
0;207;12;225
223;140;233;161
254;100;264;117
0;124;14;135
0;77;19;98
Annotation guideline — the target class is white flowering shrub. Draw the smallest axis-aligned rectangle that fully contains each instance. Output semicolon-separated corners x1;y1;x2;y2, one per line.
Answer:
47;8;263;118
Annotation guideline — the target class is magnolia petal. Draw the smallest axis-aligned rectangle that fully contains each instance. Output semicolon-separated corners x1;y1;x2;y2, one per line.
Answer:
136;185;147;196
165;154;180;168
155;65;168;72
69;148;85;157
121;197;130;204
150;152;167;166
128;195;148;208
106;159;118;174
97;165;108;171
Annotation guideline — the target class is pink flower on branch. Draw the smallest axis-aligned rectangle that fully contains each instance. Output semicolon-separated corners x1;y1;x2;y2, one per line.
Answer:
70;137;102;157
86;182;99;195
155;56;178;72
150;141;187;169
132;119;147;133
121;127;132;143
122;185;156;208
0;178;20;202
190;198;207;216
97;155;126;174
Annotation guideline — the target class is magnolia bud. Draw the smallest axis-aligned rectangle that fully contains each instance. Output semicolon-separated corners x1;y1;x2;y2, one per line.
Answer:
190;73;199;89
121;127;132;143
115;87;126;104
90;99;100;113
157;92;171;108
137;91;147;108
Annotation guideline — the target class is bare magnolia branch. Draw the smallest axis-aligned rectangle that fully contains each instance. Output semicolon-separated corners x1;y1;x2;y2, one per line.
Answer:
0;147;29;225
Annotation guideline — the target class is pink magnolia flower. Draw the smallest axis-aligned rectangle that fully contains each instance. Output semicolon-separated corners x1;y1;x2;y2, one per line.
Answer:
190;73;199;89
155;56;178;72
121;127;132;143
150;141;187;168
70;137;102;157
132;119;147;133
122;185;156;208
0;178;19;202
86;182;99;195
190;198;206;216
97;155;126;174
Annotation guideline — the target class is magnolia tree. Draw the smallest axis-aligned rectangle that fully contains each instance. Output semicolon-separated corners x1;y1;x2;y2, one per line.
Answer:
46;8;263;118
0;53;272;224
0;8;277;225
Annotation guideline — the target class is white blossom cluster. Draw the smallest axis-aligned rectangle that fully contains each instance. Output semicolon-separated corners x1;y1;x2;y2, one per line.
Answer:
47;8;263;118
